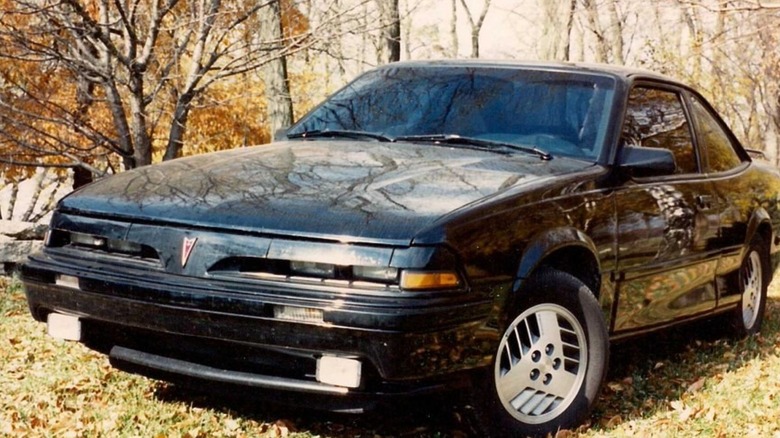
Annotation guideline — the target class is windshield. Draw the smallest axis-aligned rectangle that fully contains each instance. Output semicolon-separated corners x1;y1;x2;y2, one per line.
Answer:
289;66;617;161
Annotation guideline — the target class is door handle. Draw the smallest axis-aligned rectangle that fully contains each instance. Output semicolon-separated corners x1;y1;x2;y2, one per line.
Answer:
695;195;713;210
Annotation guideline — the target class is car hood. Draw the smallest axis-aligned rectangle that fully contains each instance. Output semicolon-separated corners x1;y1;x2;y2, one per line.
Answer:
60;141;594;244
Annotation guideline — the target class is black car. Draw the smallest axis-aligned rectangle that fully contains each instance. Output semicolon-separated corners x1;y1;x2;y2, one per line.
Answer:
22;60;780;436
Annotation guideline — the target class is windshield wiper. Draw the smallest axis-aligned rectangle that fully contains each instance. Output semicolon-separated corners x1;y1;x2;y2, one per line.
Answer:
393;134;552;160
287;129;392;142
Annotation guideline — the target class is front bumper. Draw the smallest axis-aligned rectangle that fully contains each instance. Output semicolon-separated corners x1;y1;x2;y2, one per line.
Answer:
22;251;502;407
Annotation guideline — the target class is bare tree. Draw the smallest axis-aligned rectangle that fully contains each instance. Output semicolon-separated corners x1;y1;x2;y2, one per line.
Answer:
606;0;624;64
376;0;401;62
261;0;295;134
640;0;780;160
580;0;608;62
578;0;625;64
677;0;704;78
0;0;351;175
539;0;578;61
451;0;459;57
458;0;492;58
679;0;780;11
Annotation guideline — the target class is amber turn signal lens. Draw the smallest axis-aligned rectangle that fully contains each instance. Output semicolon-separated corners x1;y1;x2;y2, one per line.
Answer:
400;271;460;290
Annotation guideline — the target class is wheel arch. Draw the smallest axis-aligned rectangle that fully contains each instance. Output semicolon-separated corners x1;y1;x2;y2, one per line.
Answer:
746;207;773;248
512;227;601;298
745;207;774;284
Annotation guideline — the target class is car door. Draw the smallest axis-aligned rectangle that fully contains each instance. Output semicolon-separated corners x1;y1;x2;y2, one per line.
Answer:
612;84;721;333
685;92;754;308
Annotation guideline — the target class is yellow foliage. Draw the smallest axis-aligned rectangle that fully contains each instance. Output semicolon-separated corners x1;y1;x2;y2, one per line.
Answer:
0;1;111;180
282;0;310;39
174;77;271;160
1;0;312;178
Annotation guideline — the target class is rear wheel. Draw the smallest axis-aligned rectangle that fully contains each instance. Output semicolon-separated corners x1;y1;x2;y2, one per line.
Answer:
732;239;769;337
473;268;608;437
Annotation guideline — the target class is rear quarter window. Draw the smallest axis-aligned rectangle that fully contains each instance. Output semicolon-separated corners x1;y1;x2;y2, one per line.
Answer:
689;96;744;173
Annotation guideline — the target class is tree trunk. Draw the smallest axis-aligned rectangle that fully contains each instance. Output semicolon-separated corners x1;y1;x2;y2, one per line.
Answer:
261;0;294;134
459;0;492;58
164;94;194;161
607;1;624;64
572;11;585;62
102;81;136;170
581;0;607;63
6;183;18;220
403;5;412;60
29;180;63;224
563;0;576;61
20;170;46;222
471;29;479;58
376;0;401;63
129;74;153;166
677;0;703;78
451;0;458;57
539;0;577;61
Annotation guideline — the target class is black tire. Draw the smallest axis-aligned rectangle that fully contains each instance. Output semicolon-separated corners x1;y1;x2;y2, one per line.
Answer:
472;268;609;437
731;238;769;337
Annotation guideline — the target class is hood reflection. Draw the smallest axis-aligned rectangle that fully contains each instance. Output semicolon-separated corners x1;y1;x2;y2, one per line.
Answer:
62;141;594;243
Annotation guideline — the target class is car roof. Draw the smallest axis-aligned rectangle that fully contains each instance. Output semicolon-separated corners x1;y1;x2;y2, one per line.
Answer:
382;59;678;86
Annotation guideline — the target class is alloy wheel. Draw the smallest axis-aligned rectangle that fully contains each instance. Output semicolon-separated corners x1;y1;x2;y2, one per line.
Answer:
495;303;588;425
741;250;763;330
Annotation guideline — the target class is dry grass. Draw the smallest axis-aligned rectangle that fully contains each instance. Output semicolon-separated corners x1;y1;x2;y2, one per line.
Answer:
3;275;780;437
581;280;780;438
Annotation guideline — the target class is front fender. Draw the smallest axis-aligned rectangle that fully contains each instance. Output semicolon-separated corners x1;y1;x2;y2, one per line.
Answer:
512;227;600;293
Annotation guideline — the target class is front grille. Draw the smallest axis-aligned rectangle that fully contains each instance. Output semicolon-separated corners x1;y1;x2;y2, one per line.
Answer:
208;256;401;290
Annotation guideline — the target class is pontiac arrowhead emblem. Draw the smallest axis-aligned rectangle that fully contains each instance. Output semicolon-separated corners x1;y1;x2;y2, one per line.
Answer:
181;237;198;268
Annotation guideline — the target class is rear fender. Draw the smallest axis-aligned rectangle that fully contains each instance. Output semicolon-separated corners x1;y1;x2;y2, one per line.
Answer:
745;207;778;279
745;207;772;248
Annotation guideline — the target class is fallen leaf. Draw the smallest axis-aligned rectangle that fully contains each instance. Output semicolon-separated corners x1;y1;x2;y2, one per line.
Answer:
606;415;623;428
223;418;240;432
686;377;706;393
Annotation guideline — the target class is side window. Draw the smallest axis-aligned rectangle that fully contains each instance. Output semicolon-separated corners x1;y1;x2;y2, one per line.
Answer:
622;87;697;174
689;96;744;172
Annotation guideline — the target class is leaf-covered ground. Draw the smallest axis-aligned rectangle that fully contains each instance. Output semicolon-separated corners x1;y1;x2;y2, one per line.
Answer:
3;275;780;437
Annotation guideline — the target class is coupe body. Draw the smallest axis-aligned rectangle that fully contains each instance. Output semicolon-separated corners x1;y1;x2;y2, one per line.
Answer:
22;60;780;436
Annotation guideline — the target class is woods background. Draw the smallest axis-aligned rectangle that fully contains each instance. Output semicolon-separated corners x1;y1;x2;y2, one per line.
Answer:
0;0;779;221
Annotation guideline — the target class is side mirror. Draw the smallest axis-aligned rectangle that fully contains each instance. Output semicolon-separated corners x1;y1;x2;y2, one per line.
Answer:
273;127;289;142
617;144;676;178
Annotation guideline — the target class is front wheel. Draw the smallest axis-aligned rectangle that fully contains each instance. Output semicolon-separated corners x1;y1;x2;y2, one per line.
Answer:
473;268;609;437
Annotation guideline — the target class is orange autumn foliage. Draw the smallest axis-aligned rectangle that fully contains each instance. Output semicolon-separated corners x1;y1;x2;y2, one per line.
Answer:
1;0;309;179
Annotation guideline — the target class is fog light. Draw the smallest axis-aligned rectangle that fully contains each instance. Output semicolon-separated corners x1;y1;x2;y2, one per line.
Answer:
55;275;80;289
47;313;81;341
273;305;324;324
316;356;361;388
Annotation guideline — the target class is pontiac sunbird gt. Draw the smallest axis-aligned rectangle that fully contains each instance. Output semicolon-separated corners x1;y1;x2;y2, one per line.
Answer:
22;60;780;436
